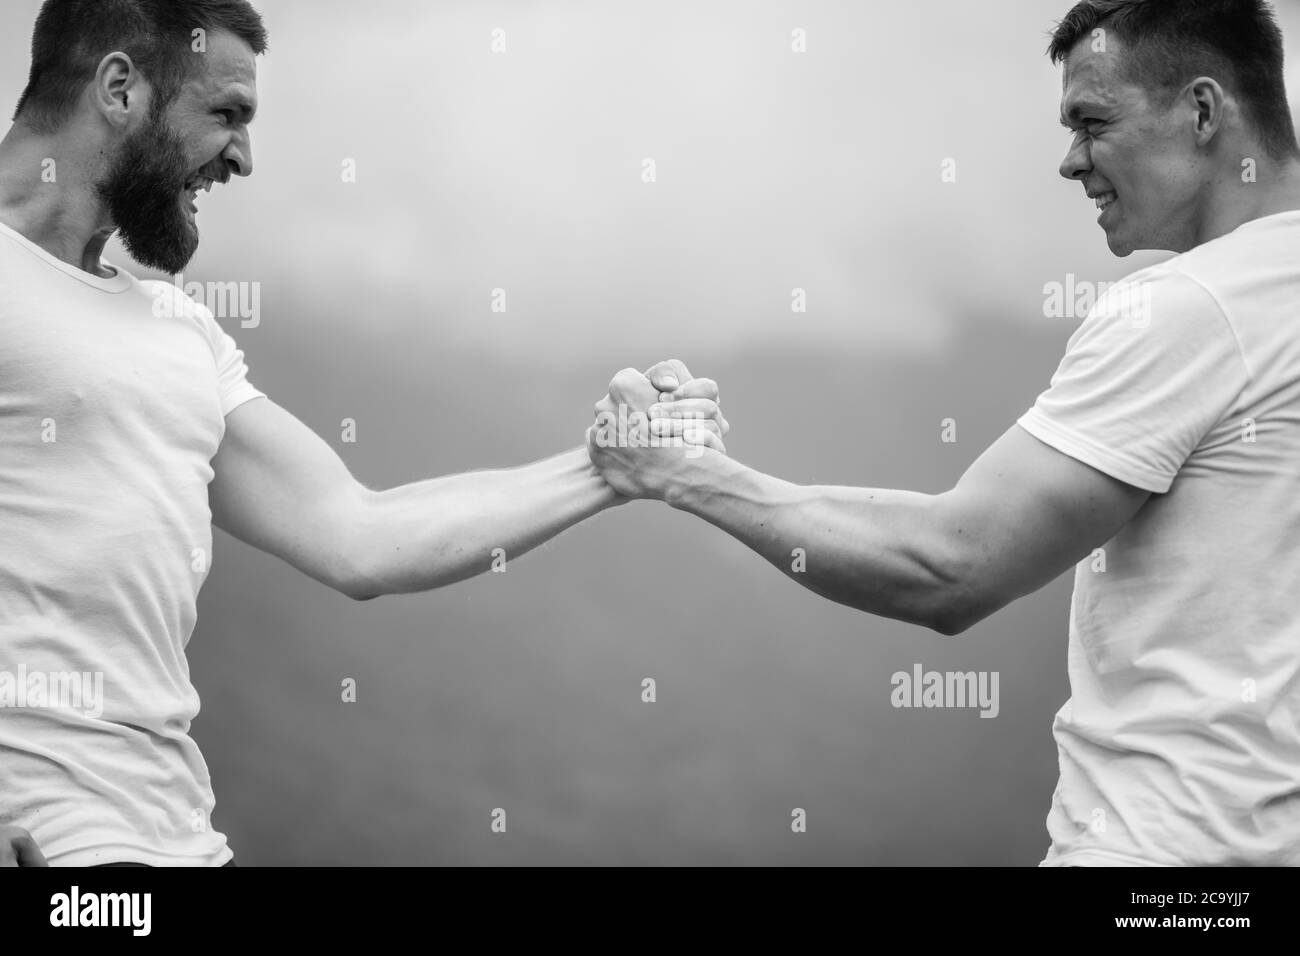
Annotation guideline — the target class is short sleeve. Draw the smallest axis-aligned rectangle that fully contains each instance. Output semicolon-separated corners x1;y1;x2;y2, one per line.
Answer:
203;312;265;416
143;280;265;416
1017;269;1249;494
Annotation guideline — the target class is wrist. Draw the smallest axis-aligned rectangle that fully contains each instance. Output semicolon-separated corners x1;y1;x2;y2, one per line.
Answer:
661;446;731;511
561;445;625;512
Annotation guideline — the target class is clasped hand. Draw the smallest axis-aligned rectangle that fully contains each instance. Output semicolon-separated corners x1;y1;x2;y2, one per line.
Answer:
586;359;729;500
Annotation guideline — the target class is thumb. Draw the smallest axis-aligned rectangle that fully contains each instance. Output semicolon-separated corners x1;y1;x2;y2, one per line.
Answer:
644;358;692;393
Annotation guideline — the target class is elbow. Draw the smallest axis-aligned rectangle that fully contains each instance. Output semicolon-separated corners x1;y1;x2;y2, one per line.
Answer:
338;552;386;601
332;566;382;602
927;604;975;637
915;538;986;637
336;487;386;601
924;576;1003;636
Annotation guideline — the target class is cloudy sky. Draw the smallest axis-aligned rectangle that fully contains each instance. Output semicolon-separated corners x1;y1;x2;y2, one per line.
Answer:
9;0;1298;360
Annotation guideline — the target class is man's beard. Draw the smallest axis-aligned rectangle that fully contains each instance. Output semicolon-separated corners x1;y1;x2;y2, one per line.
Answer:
95;112;199;275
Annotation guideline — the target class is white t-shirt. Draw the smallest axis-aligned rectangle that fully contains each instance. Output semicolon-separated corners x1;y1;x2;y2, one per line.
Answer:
1019;209;1300;866
0;220;262;865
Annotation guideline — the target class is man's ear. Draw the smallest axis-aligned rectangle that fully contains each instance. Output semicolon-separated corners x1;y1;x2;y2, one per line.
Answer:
1187;75;1227;148
91;51;148;129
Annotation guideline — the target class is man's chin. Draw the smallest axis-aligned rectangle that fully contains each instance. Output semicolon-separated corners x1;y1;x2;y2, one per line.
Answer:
1104;230;1136;258
120;225;199;275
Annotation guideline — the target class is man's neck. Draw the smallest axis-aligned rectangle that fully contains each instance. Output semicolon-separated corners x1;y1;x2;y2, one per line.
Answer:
0;123;116;277
1193;154;1300;249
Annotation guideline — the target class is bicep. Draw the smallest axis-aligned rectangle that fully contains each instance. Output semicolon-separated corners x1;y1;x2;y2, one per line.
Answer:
934;424;1151;628
210;397;369;592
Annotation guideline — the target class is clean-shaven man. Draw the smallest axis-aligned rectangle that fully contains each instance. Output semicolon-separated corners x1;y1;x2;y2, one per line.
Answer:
0;0;726;866
591;0;1300;866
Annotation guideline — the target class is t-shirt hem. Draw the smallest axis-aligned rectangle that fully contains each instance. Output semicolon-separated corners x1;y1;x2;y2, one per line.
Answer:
1017;411;1173;494
1040;848;1172;867
51;842;234;868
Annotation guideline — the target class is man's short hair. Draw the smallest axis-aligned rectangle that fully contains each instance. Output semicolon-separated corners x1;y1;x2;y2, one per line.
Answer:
1048;0;1300;160
13;0;269;132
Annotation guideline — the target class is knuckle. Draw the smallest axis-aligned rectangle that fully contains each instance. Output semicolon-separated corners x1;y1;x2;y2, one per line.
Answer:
612;368;642;392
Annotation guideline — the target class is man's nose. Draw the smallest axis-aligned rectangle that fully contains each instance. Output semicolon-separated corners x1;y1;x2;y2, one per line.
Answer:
222;130;253;178
1059;132;1091;181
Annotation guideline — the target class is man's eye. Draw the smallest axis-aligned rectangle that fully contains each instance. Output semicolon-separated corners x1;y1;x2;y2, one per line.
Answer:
215;110;234;125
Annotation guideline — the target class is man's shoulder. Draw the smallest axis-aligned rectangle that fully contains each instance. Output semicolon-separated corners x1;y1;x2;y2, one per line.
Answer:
137;277;216;324
1082;261;1223;334
1165;211;1300;288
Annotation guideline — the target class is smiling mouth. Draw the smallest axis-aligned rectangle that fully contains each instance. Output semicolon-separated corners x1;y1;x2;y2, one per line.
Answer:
181;175;215;211
1093;191;1118;212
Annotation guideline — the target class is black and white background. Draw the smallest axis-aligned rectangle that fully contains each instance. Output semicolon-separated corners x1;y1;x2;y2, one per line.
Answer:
5;0;1299;867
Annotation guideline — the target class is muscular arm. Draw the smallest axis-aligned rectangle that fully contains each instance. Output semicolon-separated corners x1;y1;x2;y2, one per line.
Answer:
209;361;723;601
210;397;619;600
646;424;1151;634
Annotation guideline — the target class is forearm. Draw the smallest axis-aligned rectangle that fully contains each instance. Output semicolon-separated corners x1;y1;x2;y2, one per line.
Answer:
663;451;966;632
350;447;620;598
